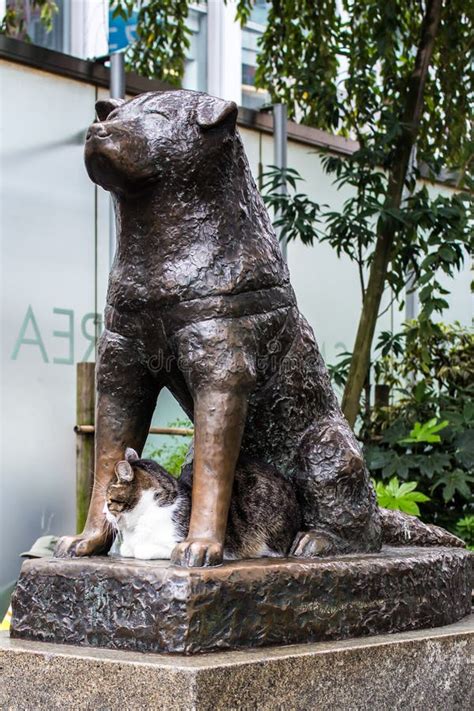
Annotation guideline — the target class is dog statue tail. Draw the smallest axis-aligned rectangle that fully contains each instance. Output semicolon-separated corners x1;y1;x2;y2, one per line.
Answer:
380;508;465;547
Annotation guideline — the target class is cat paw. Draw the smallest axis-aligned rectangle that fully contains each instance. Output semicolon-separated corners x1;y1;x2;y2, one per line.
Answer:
171;538;223;567
55;531;111;558
290;529;351;558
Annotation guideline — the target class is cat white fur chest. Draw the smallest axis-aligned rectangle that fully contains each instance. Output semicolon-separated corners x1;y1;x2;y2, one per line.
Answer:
106;490;183;560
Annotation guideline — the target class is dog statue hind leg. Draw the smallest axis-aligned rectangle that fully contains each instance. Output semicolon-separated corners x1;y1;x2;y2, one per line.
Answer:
290;412;382;557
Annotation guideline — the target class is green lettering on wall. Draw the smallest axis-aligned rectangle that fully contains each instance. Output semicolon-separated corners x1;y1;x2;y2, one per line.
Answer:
11;305;49;362
81;312;102;361
53;308;74;365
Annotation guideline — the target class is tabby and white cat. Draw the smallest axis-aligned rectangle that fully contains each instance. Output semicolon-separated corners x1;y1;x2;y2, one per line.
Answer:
104;448;300;561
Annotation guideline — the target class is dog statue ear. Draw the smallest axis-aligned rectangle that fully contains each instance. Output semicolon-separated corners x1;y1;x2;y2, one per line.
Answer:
196;96;238;130
125;447;139;462
95;98;124;121
115;460;134;482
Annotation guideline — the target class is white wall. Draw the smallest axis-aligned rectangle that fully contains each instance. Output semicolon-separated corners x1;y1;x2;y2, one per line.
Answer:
0;62;105;587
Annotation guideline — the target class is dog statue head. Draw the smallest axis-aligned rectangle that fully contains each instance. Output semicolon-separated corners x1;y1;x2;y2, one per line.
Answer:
84;90;238;196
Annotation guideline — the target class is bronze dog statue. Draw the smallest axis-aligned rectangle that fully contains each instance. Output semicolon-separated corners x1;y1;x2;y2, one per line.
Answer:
56;90;461;566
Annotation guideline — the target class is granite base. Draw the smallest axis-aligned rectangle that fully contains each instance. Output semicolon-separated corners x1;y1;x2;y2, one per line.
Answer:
1;616;473;710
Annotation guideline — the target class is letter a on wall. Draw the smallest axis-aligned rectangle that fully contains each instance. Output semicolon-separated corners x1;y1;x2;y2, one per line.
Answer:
11;305;49;362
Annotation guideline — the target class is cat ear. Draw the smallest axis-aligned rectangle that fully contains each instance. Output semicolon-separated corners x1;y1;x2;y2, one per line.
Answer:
125;448;139;462
95;98;124;121
115;460;134;482
196;96;238;131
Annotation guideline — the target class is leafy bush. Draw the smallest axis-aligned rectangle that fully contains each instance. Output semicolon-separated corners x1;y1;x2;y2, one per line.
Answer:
373;477;430;516
145;419;192;477
455;515;474;549
359;321;474;531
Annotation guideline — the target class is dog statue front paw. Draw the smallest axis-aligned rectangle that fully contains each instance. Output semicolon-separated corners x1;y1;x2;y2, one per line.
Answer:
171;538;223;567
55;530;111;558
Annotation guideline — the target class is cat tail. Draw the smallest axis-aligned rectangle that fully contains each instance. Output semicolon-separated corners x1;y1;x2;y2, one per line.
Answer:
380;508;465;548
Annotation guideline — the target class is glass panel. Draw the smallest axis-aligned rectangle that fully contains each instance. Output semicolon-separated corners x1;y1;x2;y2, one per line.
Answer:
241;13;270;110
108;3;208;92
27;0;67;53
248;0;270;27
183;5;207;92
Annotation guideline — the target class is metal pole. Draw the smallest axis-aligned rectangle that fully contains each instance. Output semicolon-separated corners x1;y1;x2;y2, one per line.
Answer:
273;103;288;261
109;52;125;269
110;51;126;100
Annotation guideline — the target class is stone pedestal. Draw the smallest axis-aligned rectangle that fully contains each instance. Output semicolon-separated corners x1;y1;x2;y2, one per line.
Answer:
1;617;473;710
10;546;472;654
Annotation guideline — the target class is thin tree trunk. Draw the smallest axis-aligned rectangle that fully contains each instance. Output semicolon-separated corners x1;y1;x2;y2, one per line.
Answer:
341;0;443;428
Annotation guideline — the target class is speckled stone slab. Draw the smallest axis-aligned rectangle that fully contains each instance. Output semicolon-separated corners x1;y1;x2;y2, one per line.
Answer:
1;618;473;710
10;546;472;655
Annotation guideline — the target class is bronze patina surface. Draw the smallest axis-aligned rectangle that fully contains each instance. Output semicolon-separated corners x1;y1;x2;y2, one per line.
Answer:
53;89;462;568
54;89;383;566
10;548;472;655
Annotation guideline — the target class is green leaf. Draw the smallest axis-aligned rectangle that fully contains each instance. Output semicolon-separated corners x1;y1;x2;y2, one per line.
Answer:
455;515;474;547
399;418;449;444
409;453;451;479
374;477;429;517
431;470;474;503
382;455;411;479
454;430;474;468
405;491;430;502
364;445;392;471
396;481;418;495
398;500;421;516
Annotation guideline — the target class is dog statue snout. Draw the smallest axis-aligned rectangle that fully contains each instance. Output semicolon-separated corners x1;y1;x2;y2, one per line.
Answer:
86;123;111;141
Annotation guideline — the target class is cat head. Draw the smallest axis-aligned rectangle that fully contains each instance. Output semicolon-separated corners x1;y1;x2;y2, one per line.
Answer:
105;447;178;524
